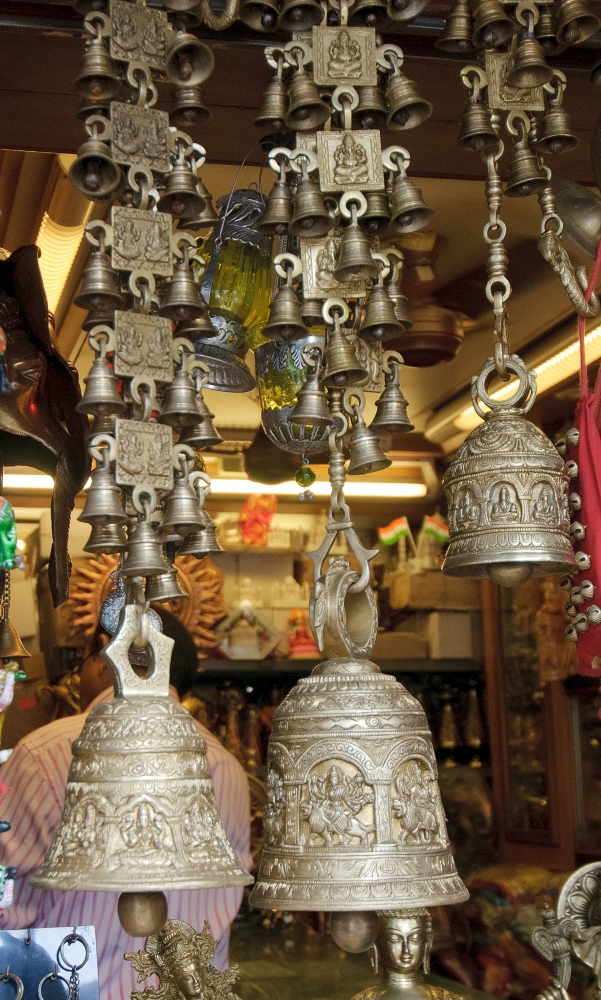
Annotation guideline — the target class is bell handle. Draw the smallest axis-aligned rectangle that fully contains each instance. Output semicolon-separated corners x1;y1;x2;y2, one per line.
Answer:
471;354;537;419
288;148;318;175
322;297;350;325
129;269;156;316
515;0;539;27
84;114;112;141
382;146;410;175
332;85;359;112
382;349;404;373
130;374;157;409
376;42;404;72
85;218;113;249
126;60;158;108
132;484;158;516
506;109;531;138
89;433;116;466
371;252;391;280
302;345;323;370
103;603;173;700
274;252;302;280
187;357;210;379
172;442;195;472
168;129;194;158
172;336;195;361
343;385;366;417
268;147;292;176
127;164;154;213
84;9;111;37
339;190;367;219
172;231;197;257
88;324;116;355
284;39;312;69
189;470;211;496
265;45;288;71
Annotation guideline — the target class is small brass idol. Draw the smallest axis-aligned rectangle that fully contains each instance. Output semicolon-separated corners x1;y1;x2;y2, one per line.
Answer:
353;910;464;1000
126;918;241;1000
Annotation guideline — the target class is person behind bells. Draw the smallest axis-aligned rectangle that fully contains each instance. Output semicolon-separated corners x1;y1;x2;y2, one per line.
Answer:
353;909;463;1000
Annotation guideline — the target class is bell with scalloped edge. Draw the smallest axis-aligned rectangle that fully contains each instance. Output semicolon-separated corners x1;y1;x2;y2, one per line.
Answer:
442;355;577;586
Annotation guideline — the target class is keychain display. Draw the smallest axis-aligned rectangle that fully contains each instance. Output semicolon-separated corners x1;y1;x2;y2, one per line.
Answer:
0;927;98;1000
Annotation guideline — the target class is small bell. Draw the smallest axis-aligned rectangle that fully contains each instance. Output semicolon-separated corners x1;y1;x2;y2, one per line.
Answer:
389;173;434;233
179;515;223;556
69;133;123;202
240;0;280;30
74;246;124;312
359;254;407;341
75;32;120;102
535;7;566;56
289;176;332;238
321;300;369;388
76;96;111;121
254;59;289;131
179;375;223;447
360;191;391;234
458;74;498;153
165;32;215;86
471;0;514;49
258;180;293;236
170;85;210;127
386;70;432;131
537;85;579;155
174;311;219;341
334;193;380;282
122;519;171;579
348;0;388;27
285;53;330;132
386;0;427;21
556;0;599;45
159;365;203;427
84;521;127;554
178;178;220;231
159;251;206;322
355;86;388;131
82;307;116;332
289;350;332;427
506;19;553;89
370;352;414;434
262;254;308;342
146;567;188;603
505;116;548;197
384;251;412;329
278;0;323;30
0;618;30;660
302;299;326;327
157;160;205;220
76;353;126;418
345;388;392;475
79;458;127;527
436;0;474;52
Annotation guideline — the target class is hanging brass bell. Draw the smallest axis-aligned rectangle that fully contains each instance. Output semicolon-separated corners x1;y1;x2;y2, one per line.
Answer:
289;356;332;428
84;521;127;555
170;85;211;127
386;72;433;131
76;96;111;120
79;461;127;527
122;519;171;578
285;63;330;132
69;136;123;202
535;7;566;56
348;0;388;27
334;195;380;282
74;248;124;312
436;0;474;52
0;618;30;660
458;97;499;153
159;258;206;321
262;285;307;342
370;354;414;434
321;314;369;389
174;311;219;341
556;0;599;45
278;0;323;30
289;177;332;237
359;282;406;342
179;514;223;556
76;354;126;417
82;307;115;333
345;389;392;475
384;253;412;329
258;180;293;236
355;86;388;131
179;179;220;231
146;566;188;603
506;33;552;89
472;0;514;48
537;99;579;155
302;300;326;327
240;0;280;30
165;33;215;86
386;0;427;20
157;162;206;220
254;72;289;131
179;388;223;448
360;192;391;235
443;356;577;585
159;368;203;427
389;175;434;233
75;36;120;102
505;127;548;198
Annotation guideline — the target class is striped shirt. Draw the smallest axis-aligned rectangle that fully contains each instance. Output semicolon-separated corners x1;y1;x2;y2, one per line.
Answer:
0;688;252;998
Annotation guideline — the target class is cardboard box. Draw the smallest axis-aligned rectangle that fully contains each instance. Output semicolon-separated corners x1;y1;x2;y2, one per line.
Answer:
373;631;429;660
388;571;482;611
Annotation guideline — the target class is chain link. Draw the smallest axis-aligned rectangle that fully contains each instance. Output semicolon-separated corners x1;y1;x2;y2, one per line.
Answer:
483;143;511;380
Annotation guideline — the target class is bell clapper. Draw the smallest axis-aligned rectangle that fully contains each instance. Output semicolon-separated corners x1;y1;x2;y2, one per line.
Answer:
118;891;169;937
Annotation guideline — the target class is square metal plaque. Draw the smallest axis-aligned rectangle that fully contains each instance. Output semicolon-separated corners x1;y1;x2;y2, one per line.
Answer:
111;207;173;276
312;26;377;87
300;234;375;300
349;329;382;393
114;418;174;491
485;51;545;112
110;102;170;173
110;0;170;72
114;311;174;383
317;129;384;193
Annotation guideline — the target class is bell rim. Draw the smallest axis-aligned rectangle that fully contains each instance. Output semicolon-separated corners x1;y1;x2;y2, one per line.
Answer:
31;869;254;893
442;552;578;578
249;873;469;911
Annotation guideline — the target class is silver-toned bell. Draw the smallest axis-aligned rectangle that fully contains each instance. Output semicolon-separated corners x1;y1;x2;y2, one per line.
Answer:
160;474;204;538
254;66;289;131
122;519;171;578
386;0;427;21
348;0;388;27
183;179;220;229
346;390;392;475
289;351;332;428
263;256;308;342
159;256;206;322
157;162;206;221
359;265;407;341
75;35;120;102
370;353;414;433
321;314;369;388
458;96;498;153
551;178;601;260
505;126;548;198
174;312;219;340
146;566;188;603
289;176;332;238
79;459;127;527
443;356;577;586
506;33;552;89
258;180;293;236
74;248;124;312
385;251;412;329
334;205;380;282
165;32;215;86
278;0;323;30
360;192;391;235
159;367;203;428
76;354;125;417
178;379;223;447
69;135;123;202
84;521;127;554
170;85;211;127
179;510;223;555
537;100;578;156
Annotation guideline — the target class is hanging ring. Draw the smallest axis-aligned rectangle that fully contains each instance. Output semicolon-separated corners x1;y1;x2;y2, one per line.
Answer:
331;86;359;112
265;45;288;70
376;43;403;72
84;10;111;37
132;485;157;516
284;40;312;68
190;141;206;171
483;218;507;243
485;275;511;305
515;0;539;27
126;61;158;107
84;114;111;141
130;375;157;408
172;337;195;361
129;269;156;298
172;231;197;258
38;967;69;1000
85;219;113;249
186;357;209;378
382;349;403;373
288;148;318;175
381;145;410;175
89;433;117;465
127;164;154;198
274;252;302;279
543;68;567;96
460;64;487;94
172;442;195;472
88;324;116;355
471;354;537;419
371;252;391;280
0;970;24;1000
189;469;211;494
506;109;531;137
339;190;367;219
58;931;90;972
343;386;366;416
322;297;350;324
268;147;292;174
168;129;194;158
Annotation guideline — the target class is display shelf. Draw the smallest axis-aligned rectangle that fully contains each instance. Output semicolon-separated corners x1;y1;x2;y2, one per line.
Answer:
198;657;483;675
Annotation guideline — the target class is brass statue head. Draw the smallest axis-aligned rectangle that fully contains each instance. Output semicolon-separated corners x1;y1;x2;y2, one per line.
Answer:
375;909;433;976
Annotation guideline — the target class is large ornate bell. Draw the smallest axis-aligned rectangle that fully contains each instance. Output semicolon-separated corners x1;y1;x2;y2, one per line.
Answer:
250;555;468;911
436;0;474;52
556;0;599;45
278;0;323;30
386;72;433;131
289;177;332;238
389;175;434;233
258;180;293;236
442;356;577;587
241;0;280;30
75;33;120;102
159;257;206;322
84;521;127;555
157;162;205;221
471;0;514;48
74;248;124;312
31;605;253;892
355;86;388;131
370;352;414;434
159;367;203;427
346;388;392;475
165;32;215;86
79;458;127;526
170;85;211;127
285;61;330;132
69;134;123;202
122;519;171;579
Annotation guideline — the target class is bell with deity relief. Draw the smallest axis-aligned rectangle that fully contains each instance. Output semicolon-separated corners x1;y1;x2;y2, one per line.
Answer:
443;355;577;587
